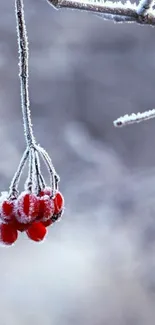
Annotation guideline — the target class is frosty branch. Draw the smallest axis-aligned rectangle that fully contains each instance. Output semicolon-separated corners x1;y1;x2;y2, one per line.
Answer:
47;0;155;127
15;0;35;148
113;109;155;127
47;0;155;26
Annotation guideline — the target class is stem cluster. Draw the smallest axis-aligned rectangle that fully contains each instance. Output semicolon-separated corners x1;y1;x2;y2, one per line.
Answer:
9;0;59;199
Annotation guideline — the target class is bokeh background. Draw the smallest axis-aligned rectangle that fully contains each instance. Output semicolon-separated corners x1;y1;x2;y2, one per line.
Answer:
0;0;155;324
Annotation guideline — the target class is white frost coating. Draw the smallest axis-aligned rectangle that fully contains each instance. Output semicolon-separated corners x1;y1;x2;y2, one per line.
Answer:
40;195;54;221
113;109;155;127
71;0;137;9
40;187;52;196
15;0;36;147
0;192;9;221
0;241;12;248
0;192;9;203
137;0;154;15
15;191;39;224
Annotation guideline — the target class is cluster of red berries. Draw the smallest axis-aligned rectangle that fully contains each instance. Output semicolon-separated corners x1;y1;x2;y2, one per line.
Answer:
0;187;64;246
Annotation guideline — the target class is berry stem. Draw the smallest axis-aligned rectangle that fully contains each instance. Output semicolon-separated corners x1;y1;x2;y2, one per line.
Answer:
37;145;59;195
15;0;36;148
34;150;46;194
38;145;59;183
25;148;34;192
9;148;29;198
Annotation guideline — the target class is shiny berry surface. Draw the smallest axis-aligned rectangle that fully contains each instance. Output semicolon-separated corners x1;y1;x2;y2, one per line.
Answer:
42;219;53;227
26;222;47;242
0;200;15;222
0;223;18;246
54;192;64;214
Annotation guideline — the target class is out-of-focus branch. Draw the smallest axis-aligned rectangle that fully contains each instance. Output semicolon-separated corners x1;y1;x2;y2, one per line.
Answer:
47;0;155;26
113;109;155;127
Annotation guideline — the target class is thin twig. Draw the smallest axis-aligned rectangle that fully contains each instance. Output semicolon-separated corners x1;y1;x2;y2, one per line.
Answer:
15;0;36;147
37;145;59;195
34;150;46;193
47;0;155;26
9;148;29;198
113;108;155;127
25;148;34;192
37;145;60;182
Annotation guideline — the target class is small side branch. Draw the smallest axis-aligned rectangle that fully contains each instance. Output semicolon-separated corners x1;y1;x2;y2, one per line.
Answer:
34;150;46;193
9;148;29;198
47;0;155;26
113;108;155;127
36;145;59;195
25;148;34;192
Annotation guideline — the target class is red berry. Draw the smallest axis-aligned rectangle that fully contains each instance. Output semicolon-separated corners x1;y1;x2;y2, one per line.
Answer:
12;219;31;232
16;192;39;224
53;192;64;214
42;219;53;227
0;223;18;246
39;187;52;197
38;195;54;221
0;199;15;223
26;222;47;242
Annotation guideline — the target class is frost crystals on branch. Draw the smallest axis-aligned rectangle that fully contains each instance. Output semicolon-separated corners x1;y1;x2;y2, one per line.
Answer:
47;0;155;26
113;109;155;127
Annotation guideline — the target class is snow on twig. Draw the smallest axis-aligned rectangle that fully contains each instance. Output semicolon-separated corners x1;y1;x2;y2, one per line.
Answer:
47;0;155;26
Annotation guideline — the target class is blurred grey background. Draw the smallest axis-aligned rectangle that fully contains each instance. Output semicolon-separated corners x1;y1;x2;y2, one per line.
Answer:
0;0;155;324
